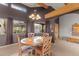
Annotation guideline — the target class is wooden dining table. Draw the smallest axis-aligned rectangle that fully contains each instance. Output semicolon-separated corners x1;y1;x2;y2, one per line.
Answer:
21;36;43;47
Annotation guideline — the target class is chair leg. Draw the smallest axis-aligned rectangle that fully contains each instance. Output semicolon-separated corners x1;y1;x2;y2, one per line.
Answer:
30;50;33;56
35;50;37;56
49;49;52;56
48;51;51;56
18;48;22;56
18;51;22;56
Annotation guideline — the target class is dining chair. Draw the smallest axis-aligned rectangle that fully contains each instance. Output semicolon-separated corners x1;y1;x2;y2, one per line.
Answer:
28;33;35;38
17;35;33;56
35;36;52;56
42;33;49;37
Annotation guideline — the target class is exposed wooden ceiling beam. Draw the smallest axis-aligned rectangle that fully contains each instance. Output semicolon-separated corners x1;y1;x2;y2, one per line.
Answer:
45;3;79;19
37;3;49;9
64;3;68;5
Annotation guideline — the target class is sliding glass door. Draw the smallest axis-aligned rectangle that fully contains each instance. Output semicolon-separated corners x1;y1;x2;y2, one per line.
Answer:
0;18;7;46
13;20;26;43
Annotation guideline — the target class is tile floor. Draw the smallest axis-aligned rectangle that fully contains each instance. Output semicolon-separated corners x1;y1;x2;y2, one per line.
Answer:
0;43;55;56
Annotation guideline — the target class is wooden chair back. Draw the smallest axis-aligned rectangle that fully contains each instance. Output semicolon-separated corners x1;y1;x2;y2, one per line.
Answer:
16;35;21;44
28;33;35;38
42;36;52;56
42;33;49;37
16;35;33;56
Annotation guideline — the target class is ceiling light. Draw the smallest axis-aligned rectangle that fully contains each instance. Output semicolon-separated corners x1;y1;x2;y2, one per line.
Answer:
29;10;41;20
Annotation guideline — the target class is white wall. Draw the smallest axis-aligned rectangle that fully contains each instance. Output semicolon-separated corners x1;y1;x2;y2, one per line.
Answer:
55;13;79;56
59;13;79;38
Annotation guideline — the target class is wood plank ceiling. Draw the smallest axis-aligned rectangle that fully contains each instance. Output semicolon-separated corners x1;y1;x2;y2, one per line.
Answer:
45;3;79;19
23;3;79;20
37;3;49;9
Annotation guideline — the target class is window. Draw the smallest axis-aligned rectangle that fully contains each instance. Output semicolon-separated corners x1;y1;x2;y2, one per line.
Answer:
34;24;42;33
43;24;46;32
13;20;26;34
0;3;8;6
11;4;27;12
0;18;6;35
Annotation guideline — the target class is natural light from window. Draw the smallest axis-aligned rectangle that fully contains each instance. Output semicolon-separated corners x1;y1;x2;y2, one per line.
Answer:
11;4;27;12
34;23;42;33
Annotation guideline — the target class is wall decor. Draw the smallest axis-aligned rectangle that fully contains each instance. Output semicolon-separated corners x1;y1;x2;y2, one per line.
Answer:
72;23;79;36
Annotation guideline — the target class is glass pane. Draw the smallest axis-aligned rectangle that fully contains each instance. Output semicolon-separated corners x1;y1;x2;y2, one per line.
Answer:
13;20;26;34
34;23;42;33
11;4;27;12
13;20;26;43
0;18;6;46
0;18;6;35
43;25;46;32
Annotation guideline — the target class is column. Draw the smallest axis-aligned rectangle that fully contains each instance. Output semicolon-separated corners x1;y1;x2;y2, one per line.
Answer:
41;24;44;33
25;20;34;37
27;21;34;33
25;21;28;37
28;21;32;33
6;17;13;45
45;21;51;33
31;21;34;33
